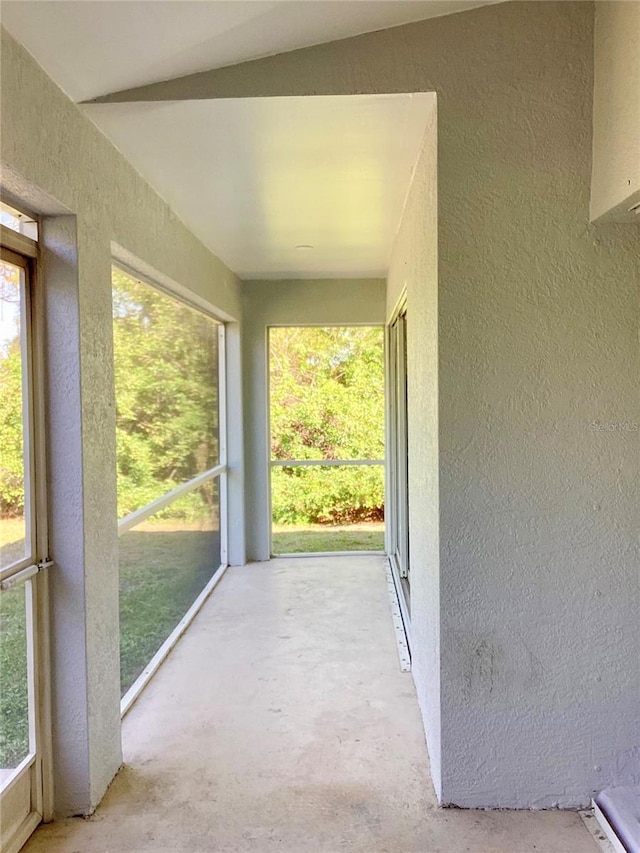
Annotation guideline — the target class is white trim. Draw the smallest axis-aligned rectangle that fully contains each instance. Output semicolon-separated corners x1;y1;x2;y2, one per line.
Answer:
120;563;228;718
266;326;274;557
0;224;38;259
386;302;411;631
0;754;36;796
389;553;412;652
580;805;622;853
1;563;39;589
0;811;41;853
118;465;225;535
0;560;52;591
20;262;36;574
0;555;36;583
0;244;50;848
218;324;228;566
591;801;629;853
30;254;53;821
385;560;411;671
24;580;37;758
112;259;224;325
268;322;386;330
389;288;408;327
384;323;392;557
274;550;386;558
270;459;384;467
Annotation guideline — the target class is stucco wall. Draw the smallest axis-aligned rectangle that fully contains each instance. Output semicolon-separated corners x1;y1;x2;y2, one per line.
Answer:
591;1;640;221
387;107;440;795
242;278;386;562
185;1;640;808
0;28;243;816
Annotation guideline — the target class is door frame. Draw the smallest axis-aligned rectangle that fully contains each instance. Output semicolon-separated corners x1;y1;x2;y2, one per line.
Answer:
0;228;53;853
386;291;411;645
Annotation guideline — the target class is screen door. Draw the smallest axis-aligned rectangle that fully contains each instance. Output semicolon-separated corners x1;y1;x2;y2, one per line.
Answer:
0;245;50;853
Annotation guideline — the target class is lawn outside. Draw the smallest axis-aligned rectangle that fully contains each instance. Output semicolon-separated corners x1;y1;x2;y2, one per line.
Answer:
1;514;222;768
272;521;384;554
0;516;25;571
1;515;386;766
118;516;221;695
0;518;29;770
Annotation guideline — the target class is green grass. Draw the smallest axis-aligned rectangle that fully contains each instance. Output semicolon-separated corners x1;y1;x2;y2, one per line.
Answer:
0;581;29;769
1;516;384;765
0;515;222;767
272;521;384;554
118;520;220;695
0;516;25;571
0;519;30;769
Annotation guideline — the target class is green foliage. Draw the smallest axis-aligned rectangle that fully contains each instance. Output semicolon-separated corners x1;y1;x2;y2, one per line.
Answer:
0;339;24;516
271;465;384;525
269;327;384;524
0;581;29;768
112;269;220;517
0;267;385;530
271;522;384;554
0;262;25;517
119;523;218;694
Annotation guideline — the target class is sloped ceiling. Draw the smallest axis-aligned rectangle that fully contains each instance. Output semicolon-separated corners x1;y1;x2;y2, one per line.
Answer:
1;1;501;102
0;2;494;278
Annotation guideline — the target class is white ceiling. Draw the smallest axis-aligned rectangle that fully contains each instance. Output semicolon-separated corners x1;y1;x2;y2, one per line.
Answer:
1;1;500;102
84;94;436;278
1;1;488;279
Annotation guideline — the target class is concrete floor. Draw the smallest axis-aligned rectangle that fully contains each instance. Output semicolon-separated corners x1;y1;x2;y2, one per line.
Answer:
25;556;597;853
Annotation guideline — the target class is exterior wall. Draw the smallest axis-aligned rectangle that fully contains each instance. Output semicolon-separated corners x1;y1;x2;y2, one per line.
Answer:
242;279;386;562
591;1;640;221
0;28;243;816
387;106;440;796
185;1;640;808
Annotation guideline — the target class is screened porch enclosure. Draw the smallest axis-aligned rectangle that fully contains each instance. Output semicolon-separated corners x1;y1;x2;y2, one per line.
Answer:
268;326;386;556
112;267;227;701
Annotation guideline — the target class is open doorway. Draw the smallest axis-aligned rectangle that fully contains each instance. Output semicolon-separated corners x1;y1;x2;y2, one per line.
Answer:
268;326;385;556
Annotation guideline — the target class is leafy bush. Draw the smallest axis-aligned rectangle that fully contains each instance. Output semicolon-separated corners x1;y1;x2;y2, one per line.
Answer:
271;465;384;525
112;270;220;518
269;327;385;524
1;269;386;529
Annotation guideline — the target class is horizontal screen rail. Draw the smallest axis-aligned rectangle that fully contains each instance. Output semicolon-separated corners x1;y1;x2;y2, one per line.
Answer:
1;558;53;591
270;459;384;467
118;464;226;536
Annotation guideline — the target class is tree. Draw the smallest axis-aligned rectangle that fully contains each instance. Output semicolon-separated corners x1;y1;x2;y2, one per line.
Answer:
0;261;24;517
269;327;385;524
112;269;219;517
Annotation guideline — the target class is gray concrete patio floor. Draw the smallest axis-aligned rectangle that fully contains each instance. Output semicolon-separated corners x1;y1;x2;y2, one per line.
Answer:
24;556;597;853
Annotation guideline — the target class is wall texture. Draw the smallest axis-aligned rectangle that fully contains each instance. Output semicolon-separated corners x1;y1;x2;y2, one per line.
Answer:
2;0;639;816
171;1;640;808
242;278;386;562
591;1;640;221
1;28;243;816
387;106;440;796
